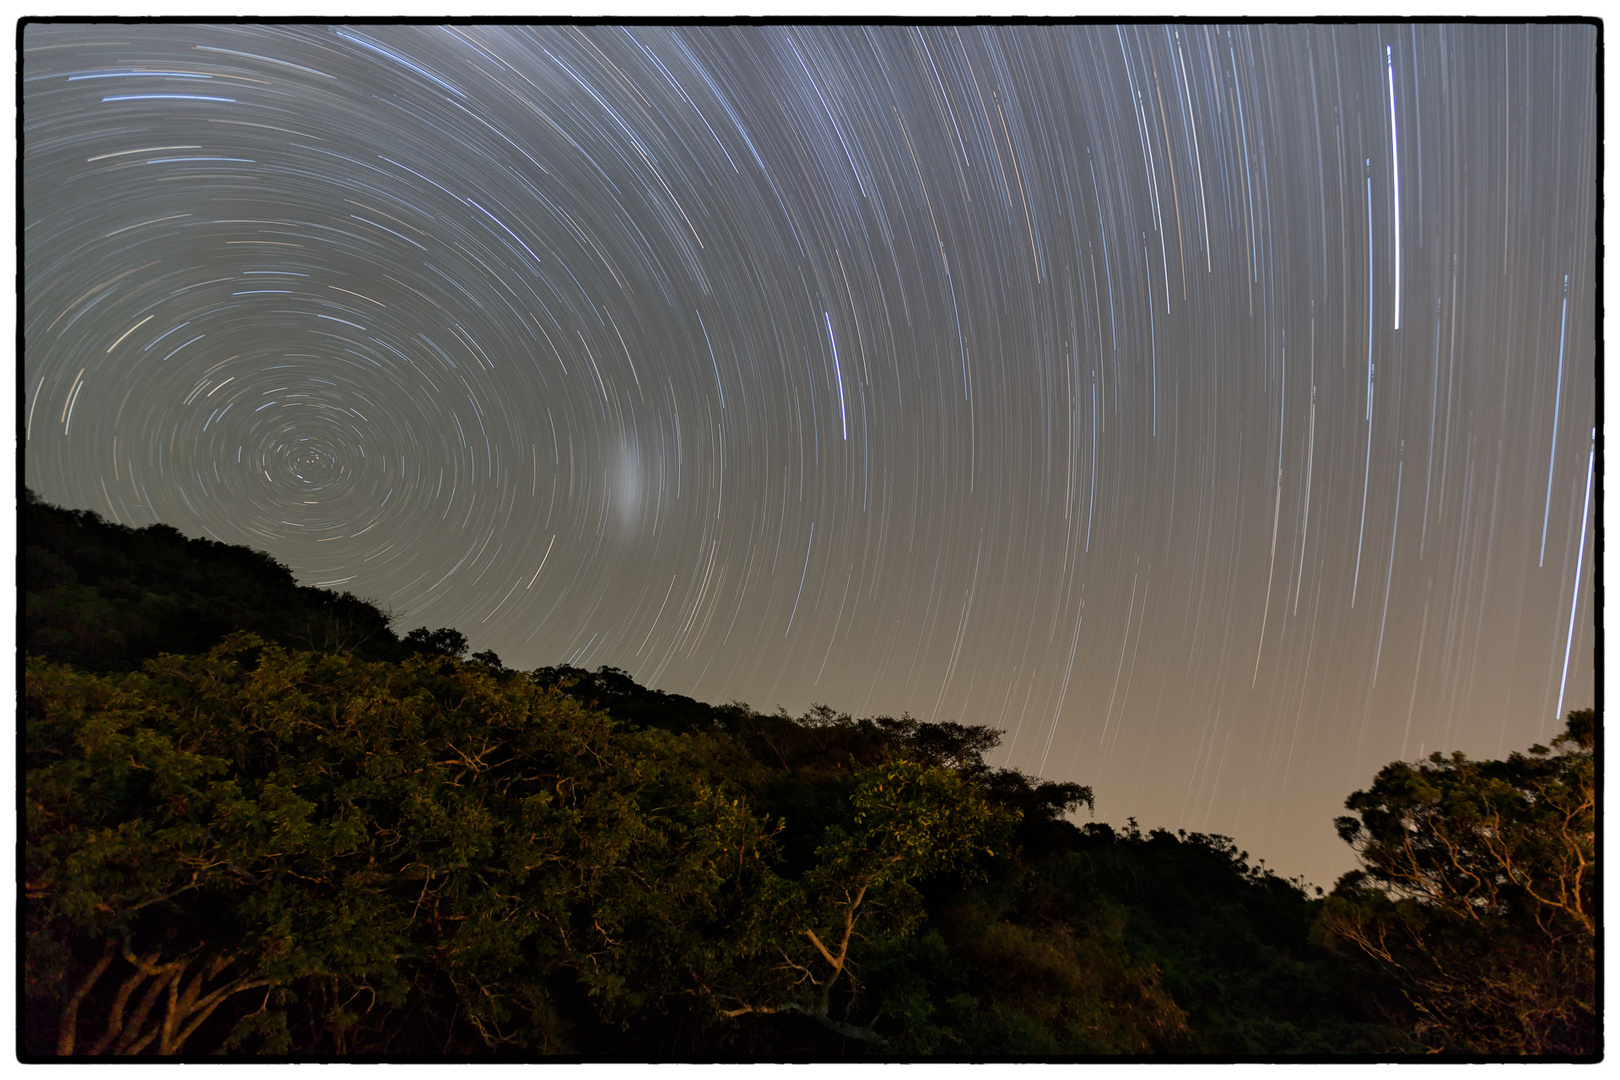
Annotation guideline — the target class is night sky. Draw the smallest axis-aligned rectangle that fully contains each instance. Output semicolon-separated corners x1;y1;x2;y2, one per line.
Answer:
22;21;1597;889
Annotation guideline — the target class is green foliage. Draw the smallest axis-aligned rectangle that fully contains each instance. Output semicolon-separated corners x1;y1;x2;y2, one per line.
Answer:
810;764;1015;977
25;630;1049;1058
530;663;742;736
897;820;1397;1056
26;637;782;1055
709;762;1021;1046
1320;712;1596;1055
882;902;1188;1055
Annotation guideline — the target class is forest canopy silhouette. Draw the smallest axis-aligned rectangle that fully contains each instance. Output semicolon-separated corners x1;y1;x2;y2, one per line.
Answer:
22;492;1596;1058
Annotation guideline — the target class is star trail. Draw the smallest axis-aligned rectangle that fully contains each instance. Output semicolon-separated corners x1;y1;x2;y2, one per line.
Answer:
22;21;1597;888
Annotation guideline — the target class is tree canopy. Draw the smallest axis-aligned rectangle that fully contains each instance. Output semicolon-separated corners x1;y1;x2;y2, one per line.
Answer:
27;637;790;1053
25;637;1043;1056
1320;711;1596;1054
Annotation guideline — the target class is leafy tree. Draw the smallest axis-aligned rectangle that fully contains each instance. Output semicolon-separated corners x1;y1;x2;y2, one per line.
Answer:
25;636;782;1055
718;761;1019;1046
402;626;469;659
877;816;1391;1056
26;634;1044;1058
1319;710;1596;1055
921;901;1188;1054
530;664;739;736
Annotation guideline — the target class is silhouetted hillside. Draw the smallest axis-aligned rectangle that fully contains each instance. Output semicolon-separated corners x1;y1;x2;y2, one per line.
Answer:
24;489;406;669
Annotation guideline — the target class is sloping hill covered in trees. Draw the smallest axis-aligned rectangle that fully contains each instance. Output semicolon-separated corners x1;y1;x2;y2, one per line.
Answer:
22;494;1592;1058
24;490;405;669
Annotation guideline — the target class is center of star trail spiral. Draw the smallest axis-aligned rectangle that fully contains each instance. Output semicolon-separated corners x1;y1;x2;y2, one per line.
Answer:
22;23;1596;890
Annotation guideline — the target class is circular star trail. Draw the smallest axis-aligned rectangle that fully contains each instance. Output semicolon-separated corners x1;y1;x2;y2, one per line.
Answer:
23;22;1596;888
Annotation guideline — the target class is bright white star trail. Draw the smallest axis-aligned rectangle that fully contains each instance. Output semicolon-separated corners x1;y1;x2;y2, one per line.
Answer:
22;21;1596;889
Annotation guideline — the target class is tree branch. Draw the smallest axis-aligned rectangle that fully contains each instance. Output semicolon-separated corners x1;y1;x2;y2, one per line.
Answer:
57;939;117;1055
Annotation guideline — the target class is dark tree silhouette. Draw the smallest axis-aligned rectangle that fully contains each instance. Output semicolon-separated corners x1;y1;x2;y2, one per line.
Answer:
402;625;469;659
